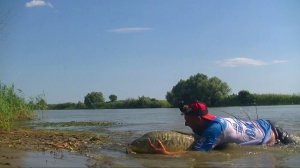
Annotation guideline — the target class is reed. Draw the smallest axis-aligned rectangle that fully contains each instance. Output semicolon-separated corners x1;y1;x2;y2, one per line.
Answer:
0;82;32;131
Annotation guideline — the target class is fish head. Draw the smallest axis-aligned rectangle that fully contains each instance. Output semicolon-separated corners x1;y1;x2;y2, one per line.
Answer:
127;137;154;154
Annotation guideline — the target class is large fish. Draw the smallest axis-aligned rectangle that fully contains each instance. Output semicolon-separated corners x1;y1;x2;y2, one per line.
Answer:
127;130;195;154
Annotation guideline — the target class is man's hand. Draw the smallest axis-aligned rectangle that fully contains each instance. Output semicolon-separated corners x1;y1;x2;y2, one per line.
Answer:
148;138;168;154
148;138;187;155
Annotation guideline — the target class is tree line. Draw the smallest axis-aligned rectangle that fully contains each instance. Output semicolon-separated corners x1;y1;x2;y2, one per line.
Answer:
7;73;298;110
48;95;171;110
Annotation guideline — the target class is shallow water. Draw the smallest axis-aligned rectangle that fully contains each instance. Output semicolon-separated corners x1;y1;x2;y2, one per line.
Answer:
27;105;300;167
0;148;91;168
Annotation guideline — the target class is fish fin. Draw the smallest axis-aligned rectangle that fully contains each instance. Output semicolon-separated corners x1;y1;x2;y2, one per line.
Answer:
171;130;194;136
126;147;136;154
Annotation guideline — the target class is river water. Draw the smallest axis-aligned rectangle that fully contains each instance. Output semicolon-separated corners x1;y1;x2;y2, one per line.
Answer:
24;105;300;167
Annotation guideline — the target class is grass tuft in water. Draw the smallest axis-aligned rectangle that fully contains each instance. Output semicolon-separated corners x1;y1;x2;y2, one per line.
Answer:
0;82;33;131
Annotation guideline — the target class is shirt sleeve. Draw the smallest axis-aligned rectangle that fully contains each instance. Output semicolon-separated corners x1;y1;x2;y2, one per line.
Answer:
192;122;223;151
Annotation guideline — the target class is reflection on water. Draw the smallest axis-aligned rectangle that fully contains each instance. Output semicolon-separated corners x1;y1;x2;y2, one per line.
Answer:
29;105;300;167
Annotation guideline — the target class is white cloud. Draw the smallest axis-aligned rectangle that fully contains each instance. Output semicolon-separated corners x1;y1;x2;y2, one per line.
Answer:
218;57;288;67
271;60;288;64
25;0;53;8
107;27;152;33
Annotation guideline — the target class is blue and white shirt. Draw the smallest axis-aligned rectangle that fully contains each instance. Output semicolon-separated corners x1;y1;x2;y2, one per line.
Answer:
192;117;273;151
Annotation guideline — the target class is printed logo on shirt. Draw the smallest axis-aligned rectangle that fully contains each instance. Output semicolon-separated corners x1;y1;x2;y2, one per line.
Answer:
232;119;256;140
245;122;256;140
233;122;243;134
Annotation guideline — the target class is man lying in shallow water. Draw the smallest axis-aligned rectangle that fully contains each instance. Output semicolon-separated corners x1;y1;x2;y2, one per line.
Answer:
148;101;296;155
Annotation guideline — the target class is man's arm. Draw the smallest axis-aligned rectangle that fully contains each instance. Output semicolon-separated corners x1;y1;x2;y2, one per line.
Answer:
192;122;223;151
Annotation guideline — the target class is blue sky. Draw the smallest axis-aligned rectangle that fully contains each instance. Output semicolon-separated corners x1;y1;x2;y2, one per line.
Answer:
1;0;299;104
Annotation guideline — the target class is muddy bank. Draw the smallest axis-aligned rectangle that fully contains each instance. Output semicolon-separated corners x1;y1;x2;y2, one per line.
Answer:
0;129;110;153
0;125;114;168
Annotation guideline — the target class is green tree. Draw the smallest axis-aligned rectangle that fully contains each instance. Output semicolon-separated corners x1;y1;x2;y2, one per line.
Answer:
166;73;231;106
76;101;86;109
84;92;105;108
238;90;254;105
136;96;152;108
109;94;117;102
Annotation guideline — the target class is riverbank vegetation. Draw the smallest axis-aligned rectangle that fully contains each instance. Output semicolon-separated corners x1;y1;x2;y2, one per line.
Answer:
2;72;300;112
0;83;33;131
0;82;49;131
222;91;300;106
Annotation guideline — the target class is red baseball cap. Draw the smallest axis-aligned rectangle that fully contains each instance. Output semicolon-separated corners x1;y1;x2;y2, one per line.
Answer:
188;102;216;121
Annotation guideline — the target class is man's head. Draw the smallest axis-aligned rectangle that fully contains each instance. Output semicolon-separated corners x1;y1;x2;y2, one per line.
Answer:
179;101;216;131
179;101;216;121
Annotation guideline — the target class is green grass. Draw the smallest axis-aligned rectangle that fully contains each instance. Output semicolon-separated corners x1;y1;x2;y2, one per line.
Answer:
0;82;33;131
